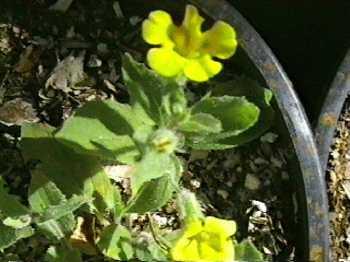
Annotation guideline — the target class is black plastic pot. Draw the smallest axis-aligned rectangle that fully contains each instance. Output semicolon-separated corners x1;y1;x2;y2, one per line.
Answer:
315;49;350;174
189;0;330;261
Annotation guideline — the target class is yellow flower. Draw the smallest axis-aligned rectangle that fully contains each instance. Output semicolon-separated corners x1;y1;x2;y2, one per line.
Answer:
142;5;237;82
171;216;236;262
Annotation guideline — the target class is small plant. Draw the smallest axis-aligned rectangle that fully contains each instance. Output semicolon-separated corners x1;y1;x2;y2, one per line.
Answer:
0;4;272;262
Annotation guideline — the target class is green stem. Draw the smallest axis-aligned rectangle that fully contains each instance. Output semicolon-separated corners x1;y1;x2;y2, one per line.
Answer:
147;213;170;250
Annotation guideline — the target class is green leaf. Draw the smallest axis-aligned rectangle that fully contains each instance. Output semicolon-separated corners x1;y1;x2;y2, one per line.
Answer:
0;177;31;229
122;54;188;126
125;156;182;214
0;224;34;251
55;100;146;164
212;76;275;144
134;237;169;262
134;243;154;262
133;234;173;262
190;96;260;149
29;172;67;213
130;150;173;194
147;241;169;261
45;245;82;262
37;195;91;223
193;96;259;133
22;123;121;216
178;113;222;134
97;224;134;260
90;136;139;164
90;171;125;218
28;172;76;241
2;216;31;229
235;240;264;262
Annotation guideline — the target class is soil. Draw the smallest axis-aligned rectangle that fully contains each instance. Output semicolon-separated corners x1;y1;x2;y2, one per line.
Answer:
328;97;350;261
0;0;297;261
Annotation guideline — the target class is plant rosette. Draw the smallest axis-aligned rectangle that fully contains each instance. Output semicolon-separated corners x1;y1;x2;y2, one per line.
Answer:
0;3;277;262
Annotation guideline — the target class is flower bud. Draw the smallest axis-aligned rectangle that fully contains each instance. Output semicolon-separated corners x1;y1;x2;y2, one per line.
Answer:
149;129;178;154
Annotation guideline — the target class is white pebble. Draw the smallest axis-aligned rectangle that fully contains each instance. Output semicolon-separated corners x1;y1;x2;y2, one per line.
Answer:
244;173;261;191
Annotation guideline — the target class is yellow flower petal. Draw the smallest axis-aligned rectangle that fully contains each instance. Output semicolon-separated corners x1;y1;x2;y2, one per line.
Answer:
147;47;185;77
142;10;174;46
184;56;222;82
171;237;200;261
202;21;237;59
182;5;204;39
170;5;204;58
199;241;222;261
222;239;235;262
198;238;234;262
204;216;236;238
184;220;203;238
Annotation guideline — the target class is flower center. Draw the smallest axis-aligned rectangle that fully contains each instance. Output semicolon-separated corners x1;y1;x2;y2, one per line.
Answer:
198;232;211;241
170;27;202;59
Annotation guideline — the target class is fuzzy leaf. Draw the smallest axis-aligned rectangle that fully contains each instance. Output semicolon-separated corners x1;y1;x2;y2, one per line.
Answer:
37;195;91;223
122;54;188;127
134;237;169;262
45;245;82;262
212;76;275;144
22;123;121;215
0;224;34;251
178;113;222;134
55;100;146;164
190;96;260;149
130;150;174;194
235;240;264;261
0;177;31;228
97;224;134;260
29;172;76;241
126;156;182;214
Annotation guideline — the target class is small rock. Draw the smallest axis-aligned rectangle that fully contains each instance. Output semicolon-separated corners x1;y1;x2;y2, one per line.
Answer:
251;200;267;213
260;132;278;143
341;180;350;200
190;179;201;189
0;25;11;54
262;246;273;255
217;189;229;200
152;214;168;227
345;162;350;177
244;173;261;191
97;43;109;55
66;26;75;38
223;152;240;169
331;151;340;159
249;161;259;173
225;180;233;187
87;55;102;68
129;16;142;26
271;156;283;168
254;157;268;165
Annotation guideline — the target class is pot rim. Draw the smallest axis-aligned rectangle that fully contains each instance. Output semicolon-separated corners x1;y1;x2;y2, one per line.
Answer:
190;0;330;260
315;49;350;174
